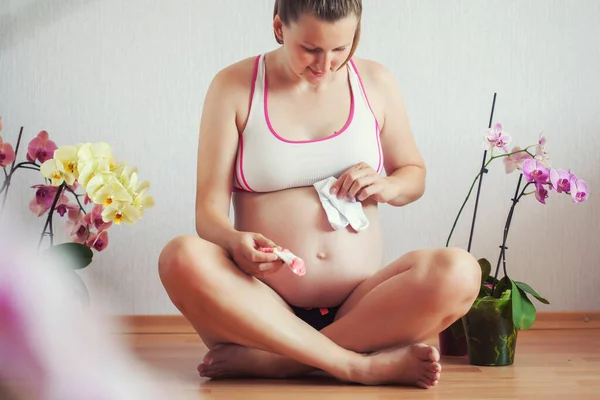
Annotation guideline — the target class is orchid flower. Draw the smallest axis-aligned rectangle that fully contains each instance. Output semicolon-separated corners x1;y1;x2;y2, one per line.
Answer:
535;133;551;167
569;176;589;203
101;202;141;225
522;159;549;184
84;203;112;232
86;230;109;251
26;130;58;164
549;169;573;193
39;146;79;186
90;177;133;208
534;182;549;204
484;123;511;153
0;135;15;168
504;146;533;174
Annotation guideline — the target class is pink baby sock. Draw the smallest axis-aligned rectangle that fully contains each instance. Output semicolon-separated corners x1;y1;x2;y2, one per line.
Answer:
259;247;306;276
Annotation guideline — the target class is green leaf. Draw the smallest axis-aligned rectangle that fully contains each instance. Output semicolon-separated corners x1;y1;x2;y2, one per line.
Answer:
514;281;550;304
43;242;94;270
493;276;510;298
511;280;537;330
477;258;491;285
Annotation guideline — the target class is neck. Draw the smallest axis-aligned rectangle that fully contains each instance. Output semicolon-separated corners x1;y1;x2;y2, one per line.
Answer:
269;48;339;93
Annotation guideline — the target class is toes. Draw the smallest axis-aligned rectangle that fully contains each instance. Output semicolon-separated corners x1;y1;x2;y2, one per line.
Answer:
412;343;440;363
426;371;440;382
417;380;431;389
428;346;440;362
427;361;442;373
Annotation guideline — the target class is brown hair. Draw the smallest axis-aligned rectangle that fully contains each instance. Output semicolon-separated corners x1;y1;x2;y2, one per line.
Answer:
273;0;362;66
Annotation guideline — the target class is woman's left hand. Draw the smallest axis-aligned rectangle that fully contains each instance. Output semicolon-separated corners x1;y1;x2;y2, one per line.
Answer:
329;162;398;203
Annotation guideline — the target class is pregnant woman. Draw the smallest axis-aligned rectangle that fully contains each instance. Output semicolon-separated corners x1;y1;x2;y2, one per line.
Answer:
159;0;480;389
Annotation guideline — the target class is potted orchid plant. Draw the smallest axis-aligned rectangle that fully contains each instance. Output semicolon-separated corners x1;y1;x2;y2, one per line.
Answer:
439;102;589;366
0;116;154;303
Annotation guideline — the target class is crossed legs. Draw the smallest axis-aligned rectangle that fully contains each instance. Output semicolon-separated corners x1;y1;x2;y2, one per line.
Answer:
158;235;480;388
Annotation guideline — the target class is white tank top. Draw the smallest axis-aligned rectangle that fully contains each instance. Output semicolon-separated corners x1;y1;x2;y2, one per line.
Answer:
233;54;383;193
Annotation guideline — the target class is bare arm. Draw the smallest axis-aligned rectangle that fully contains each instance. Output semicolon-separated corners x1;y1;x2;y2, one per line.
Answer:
375;63;427;207
195;66;244;253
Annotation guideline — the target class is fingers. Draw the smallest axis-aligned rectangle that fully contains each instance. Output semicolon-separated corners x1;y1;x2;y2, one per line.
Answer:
348;175;379;199
331;162;377;200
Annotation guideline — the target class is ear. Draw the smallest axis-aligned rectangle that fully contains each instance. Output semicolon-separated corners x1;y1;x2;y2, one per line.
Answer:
273;15;284;42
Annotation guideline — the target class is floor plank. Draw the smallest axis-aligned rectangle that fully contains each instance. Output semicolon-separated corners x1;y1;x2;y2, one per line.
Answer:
125;329;600;400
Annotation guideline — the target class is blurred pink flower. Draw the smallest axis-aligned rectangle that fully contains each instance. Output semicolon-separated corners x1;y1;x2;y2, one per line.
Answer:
84;204;112;232
0;136;15;167
86;230;108;252
504;146;533;174
26;130;57;164
29;185;63;217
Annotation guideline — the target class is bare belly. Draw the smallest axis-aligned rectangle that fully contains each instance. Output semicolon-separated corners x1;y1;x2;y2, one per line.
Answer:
232;187;384;308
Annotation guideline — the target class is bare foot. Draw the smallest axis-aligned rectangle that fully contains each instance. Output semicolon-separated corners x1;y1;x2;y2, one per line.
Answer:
351;343;441;388
198;344;313;379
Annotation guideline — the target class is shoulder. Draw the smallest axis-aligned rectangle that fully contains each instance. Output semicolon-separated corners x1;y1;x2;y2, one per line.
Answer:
208;55;260;96
350;57;399;94
349;57;402;126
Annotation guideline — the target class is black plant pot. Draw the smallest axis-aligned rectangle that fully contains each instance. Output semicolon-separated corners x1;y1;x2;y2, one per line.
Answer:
438;318;468;357
461;293;518;366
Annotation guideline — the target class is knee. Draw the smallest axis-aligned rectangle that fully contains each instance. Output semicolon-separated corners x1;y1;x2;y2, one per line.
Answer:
426;247;481;309
158;234;216;292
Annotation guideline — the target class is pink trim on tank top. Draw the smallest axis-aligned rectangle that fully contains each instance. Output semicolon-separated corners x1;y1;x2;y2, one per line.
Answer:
234;55;262;192
349;59;384;174
263;58;356;144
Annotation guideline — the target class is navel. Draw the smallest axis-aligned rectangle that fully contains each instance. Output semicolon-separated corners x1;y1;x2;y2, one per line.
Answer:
316;252;327;260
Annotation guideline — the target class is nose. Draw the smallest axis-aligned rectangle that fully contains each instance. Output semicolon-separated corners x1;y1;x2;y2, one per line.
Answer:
314;52;333;72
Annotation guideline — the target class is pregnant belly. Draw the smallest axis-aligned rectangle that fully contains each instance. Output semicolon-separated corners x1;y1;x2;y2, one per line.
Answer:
232;187;384;308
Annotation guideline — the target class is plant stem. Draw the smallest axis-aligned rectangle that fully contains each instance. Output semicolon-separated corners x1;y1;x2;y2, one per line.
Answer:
38;182;66;249
491;174;533;293
445;149;536;248
0;162;40;195
0;127;24;211
467;150;488;251
466;93;497;252
64;186;87;215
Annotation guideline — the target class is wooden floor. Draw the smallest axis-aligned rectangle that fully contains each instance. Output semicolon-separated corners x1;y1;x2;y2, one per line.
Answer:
124;329;600;400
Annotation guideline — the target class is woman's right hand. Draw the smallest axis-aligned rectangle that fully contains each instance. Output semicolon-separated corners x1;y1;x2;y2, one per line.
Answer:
226;231;284;277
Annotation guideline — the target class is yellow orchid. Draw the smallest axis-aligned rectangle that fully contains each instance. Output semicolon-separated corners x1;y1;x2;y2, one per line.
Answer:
132;190;154;216
101;202;141;225
77;142;117;173
90;177;132;207
54;146;79;179
40;156;76;186
78;159;112;192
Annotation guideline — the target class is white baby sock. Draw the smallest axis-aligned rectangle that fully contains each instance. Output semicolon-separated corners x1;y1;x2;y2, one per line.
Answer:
313;176;370;232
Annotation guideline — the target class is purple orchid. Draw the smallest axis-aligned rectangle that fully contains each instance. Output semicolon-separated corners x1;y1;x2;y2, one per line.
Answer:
535;182;549;204
0;136;15;168
522;159;549;184
26;130;58;164
569;176;589;203
484;123;512;153
550;169;573;193
504;146;533;174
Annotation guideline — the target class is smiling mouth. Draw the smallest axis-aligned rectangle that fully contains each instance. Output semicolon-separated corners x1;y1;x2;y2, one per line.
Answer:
309;67;325;77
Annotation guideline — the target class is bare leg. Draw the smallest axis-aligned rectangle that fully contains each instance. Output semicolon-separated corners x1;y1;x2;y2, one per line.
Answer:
159;236;480;387
199;247;481;386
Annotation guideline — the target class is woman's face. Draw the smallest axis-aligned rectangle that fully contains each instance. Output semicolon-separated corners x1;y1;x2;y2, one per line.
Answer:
277;13;358;84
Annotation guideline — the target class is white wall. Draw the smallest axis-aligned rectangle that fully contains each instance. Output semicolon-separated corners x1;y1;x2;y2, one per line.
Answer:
1;0;599;314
